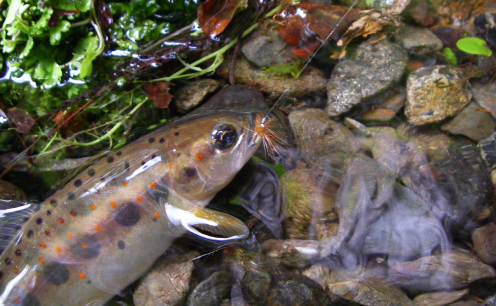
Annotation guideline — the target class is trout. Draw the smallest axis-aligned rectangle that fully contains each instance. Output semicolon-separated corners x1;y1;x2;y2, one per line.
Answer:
0;85;271;306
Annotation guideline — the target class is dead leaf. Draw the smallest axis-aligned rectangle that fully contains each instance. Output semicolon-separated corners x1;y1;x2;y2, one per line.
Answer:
7;108;35;134
144;82;173;109
198;0;248;36
273;1;359;57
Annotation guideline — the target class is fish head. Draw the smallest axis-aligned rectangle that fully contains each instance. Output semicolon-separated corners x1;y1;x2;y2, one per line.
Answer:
161;112;263;202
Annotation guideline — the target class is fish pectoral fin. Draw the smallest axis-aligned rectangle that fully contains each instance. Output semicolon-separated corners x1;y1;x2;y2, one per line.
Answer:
187;208;249;242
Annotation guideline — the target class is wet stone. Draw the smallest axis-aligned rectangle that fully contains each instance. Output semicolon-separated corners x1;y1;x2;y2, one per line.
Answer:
479;132;496;169
174;79;222;114
134;251;198;306
186;270;232;306
441;101;496;141
413;289;469;306
0;180;27;202
472;82;496;119
326;40;408;116
405;65;472;125
472;223;496;266
265;274;334;306
394;25;443;54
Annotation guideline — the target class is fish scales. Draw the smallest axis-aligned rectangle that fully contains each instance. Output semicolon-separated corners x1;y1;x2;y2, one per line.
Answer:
0;86;269;306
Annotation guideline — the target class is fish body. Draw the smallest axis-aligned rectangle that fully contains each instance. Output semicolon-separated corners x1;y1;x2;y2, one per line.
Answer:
0;86;268;306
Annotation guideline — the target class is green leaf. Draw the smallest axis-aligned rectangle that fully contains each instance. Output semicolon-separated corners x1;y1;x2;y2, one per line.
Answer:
20;36;34;58
5;0;22;25
75;0;92;12
47;0;76;11
456;37;493;57
442;47;457;65
48;20;70;45
33;59;62;88
80;37;100;79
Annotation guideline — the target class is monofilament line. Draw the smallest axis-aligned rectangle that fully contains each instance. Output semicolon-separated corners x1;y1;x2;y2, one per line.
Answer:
262;0;359;122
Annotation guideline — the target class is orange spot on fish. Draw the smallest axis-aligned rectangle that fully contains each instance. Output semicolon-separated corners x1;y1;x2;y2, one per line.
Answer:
153;212;160;218
94;224;102;233
110;201;116;208
81;243;87;249
13;297;20;303
39;242;46;248
149;181;156;189
45;231;51;236
79;273;86;279
122;181;128;187
168;163;172;169
90;204;96;210
196;153;203;159
71;210;77;216
55;247;61;253
66;233;72;239
136;196;143;203
38;257;44;263
13;269;18;274
58;218;65;223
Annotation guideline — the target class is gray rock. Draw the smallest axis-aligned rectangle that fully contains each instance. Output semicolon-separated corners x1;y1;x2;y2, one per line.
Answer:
472;223;496;266
441;101;496;141
360;88;406;122
133;252;198;306
405;65;472;125
0;179;26;201
413;289;469;306
241;27;295;68
326;40;408;116
186;271;232;306
479;132;496;169
395;25;443;54
217;53;326;96
174;79;222;113
472;82;496;119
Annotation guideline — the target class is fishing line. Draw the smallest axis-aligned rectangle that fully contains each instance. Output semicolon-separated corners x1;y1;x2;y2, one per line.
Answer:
262;0;359;123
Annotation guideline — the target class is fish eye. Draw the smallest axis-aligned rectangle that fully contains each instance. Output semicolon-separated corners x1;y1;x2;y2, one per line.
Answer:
211;124;238;150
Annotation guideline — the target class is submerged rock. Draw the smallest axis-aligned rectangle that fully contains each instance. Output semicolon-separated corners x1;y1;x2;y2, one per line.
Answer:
472;82;496;118
441;101;496;141
405;65;472;125
133;251;198;306
413;289;469;306
326;40;408;116
174;79;222;113
241;27;296;68
186;271;232;306
472;223;496;266
0;179;27;201
395;25;443;54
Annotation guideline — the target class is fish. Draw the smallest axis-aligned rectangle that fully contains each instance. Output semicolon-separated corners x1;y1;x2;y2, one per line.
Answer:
0;85;273;306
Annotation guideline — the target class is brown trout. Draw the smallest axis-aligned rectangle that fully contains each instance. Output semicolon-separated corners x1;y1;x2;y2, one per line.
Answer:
0;85;271;306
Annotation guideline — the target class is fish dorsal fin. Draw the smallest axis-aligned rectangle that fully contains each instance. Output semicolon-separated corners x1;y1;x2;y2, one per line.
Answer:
165;204;249;242
0;200;37;254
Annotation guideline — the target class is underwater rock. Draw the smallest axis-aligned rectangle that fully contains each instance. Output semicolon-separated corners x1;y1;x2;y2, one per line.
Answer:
281;168;339;240
241;26;296;68
262;239;322;268
441;101;496;141
413;289;469;306
0;179;26;201
405;65;472;125
186;270;233;306
174;79;222;113
360;88;406;122
472;223;496;266
395;25;443;54
217;53;326;96
479;132;496;169
389;248;496;292
241;270;272;304
326;40;408;116
134;251;198;306
472;82;496;119
288;108;360;179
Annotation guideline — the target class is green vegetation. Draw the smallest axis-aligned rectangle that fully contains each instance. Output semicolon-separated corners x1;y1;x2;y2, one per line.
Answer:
456;37;492;57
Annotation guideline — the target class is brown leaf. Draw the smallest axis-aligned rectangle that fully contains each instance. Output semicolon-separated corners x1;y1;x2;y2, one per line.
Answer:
144;82;173;109
198;0;248;36
273;1;359;57
7;108;35;134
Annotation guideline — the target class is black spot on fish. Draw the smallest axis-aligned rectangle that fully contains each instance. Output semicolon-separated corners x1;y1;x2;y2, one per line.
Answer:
87;280;91;284
46;210;52;216
21;293;41;306
50;199;57;207
114;203;140;227
107;156;114;163
88;169;96;176
15;250;21;256
174;132;179;136
100;175;105;182
68;192;75;200
72;236;100;259
116;151;122;156
27;230;34;238
74;179;82;187
36;218;43;225
141;161;146;165
151;154;156;159
117;240;125;249
0;271;3;278
40;262;70;286
159;138;165;143
125;162;130;171
152;218;157;222
148;137;155;143
5;258;11;265
184;167;197;178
